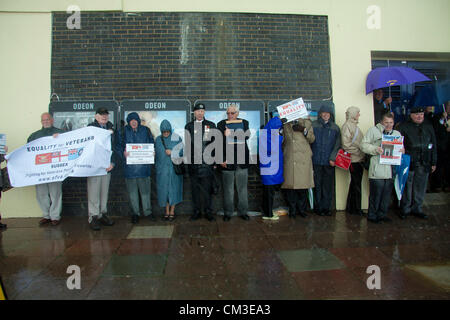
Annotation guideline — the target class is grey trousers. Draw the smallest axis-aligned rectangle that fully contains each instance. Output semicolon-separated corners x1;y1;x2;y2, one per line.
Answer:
35;181;63;221
87;173;111;222
222;167;248;217
125;177;152;216
401;165;429;215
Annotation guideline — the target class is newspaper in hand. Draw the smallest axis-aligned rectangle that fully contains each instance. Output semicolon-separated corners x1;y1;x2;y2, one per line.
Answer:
379;134;404;165
276;98;309;123
0;134;6;154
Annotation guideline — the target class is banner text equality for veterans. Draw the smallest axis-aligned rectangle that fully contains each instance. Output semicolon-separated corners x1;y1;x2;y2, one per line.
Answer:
6;127;112;187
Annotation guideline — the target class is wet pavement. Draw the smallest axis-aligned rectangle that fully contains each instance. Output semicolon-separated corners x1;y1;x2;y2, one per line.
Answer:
0;198;449;300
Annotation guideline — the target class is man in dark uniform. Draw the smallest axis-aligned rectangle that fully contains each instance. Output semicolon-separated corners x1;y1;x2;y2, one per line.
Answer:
185;103;217;222
398;107;437;219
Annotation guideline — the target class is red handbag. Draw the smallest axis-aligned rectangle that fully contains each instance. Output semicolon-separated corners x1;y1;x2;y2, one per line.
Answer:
335;149;352;170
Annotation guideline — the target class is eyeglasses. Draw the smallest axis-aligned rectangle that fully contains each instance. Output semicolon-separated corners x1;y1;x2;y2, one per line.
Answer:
226;112;236;115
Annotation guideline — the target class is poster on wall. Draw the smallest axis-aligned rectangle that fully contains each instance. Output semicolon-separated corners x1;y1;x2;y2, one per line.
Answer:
49;100;119;131
121;99;190;141
195;99;265;163
268;100;335;122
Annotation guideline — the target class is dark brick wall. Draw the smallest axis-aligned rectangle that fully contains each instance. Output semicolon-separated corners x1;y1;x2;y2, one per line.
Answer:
51;11;332;217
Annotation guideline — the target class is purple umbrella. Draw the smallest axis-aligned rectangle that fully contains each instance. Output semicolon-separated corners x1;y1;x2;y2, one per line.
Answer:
366;66;431;95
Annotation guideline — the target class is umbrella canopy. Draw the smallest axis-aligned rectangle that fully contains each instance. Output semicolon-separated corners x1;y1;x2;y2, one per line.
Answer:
366;66;430;95
411;80;450;109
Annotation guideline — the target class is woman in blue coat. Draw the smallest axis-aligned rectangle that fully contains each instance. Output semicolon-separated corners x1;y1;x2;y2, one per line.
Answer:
259;116;284;221
155;120;183;221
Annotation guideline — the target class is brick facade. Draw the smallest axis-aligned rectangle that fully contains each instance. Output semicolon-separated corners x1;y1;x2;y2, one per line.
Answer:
51;11;332;216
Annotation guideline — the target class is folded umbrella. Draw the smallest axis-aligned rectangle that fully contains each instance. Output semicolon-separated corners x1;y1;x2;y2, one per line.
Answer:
366;66;430;95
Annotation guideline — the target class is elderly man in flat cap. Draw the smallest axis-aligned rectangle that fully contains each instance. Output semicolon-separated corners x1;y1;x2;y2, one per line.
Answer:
397;107;437;220
86;107;118;230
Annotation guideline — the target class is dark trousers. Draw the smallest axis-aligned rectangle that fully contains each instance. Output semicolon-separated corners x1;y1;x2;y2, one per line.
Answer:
368;178;393;219
313;164;335;212
190;174;213;214
401;165;429;215
284;189;308;215
262;184;280;217
431;149;449;190
346;162;363;214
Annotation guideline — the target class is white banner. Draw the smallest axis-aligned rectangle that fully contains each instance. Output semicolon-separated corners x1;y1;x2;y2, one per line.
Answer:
276;97;309;122
5;126;112;187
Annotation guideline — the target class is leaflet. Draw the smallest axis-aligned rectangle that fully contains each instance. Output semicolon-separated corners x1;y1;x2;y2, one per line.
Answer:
380;135;403;165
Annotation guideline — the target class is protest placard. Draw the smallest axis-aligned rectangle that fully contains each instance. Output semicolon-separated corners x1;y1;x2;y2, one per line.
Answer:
276;98;308;122
126;143;154;164
380;134;404;165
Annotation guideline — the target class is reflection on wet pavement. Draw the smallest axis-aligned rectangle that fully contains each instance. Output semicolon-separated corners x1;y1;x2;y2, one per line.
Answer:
1;202;449;300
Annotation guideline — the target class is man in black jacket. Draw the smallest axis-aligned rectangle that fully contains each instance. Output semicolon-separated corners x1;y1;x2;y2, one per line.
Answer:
86;108;117;230
185;103;218;221
27;113;64;226
398;107;437;219
217;104;251;222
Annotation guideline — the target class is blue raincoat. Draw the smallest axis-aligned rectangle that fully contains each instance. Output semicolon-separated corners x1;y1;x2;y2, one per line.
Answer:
259;117;284;185
116;112;154;179
155;120;183;207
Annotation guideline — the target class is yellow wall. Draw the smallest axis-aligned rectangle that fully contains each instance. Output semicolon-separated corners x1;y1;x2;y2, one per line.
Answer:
0;0;449;217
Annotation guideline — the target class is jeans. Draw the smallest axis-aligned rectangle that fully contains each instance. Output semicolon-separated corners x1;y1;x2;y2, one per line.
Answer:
368;178;393;219
222;167;248;217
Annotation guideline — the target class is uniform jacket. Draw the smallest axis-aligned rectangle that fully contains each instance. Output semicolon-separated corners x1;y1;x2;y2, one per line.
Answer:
311;118;341;166
116;112;154;179
360;123;401;179
341;107;365;163
398;118;437;171
281;118;315;189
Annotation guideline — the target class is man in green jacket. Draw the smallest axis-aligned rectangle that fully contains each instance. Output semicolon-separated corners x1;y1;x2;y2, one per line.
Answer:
27;113;64;226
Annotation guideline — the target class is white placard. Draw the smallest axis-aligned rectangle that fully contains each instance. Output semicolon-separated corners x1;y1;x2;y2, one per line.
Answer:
276;97;309;122
5;126;112;187
0;133;6;154
126;143;154;165
380;135;404;166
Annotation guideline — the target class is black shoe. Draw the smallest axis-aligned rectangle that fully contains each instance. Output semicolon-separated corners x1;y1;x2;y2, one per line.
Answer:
398;212;408;220
148;214;156;222
379;216;392;223
131;215;139;224
90;216;101;231
190;212;202;221
205;213;216;222
99;215;114;226
162;214;170;221
240;214;250;221
0;222;7;230
412;212;428;219
323;210;332;216
367;217;379;224
223;215;231;222
316;209;325;216
168;215;176;222
297;211;307;218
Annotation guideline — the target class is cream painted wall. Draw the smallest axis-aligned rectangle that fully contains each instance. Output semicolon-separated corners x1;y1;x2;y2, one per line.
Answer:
0;12;52;217
0;0;449;216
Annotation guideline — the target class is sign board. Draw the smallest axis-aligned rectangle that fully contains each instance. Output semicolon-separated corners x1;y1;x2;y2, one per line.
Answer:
121;99;190;140
194;99;265;159
268;100;335;122
49;100;119;132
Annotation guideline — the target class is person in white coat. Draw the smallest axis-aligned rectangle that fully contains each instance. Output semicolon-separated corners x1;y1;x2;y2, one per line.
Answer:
361;113;404;223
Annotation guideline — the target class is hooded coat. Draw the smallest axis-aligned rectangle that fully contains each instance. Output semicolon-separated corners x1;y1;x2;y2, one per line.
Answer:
155;120;183;207
259;117;284;186
341;106;365;163
311;106;341;166
281;118;315;189
117;112;154;179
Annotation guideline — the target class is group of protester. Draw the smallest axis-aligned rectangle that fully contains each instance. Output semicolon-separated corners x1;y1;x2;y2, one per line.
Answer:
0;97;448;230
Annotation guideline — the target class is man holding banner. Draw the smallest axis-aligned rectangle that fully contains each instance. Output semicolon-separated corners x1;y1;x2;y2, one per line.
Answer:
27;113;64;226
